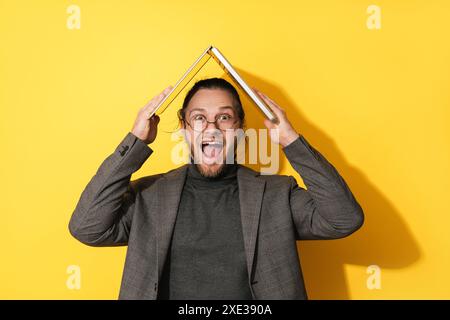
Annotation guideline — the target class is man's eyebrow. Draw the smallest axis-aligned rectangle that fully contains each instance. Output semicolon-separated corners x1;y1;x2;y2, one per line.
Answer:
189;106;234;113
188;107;206;113
218;106;234;110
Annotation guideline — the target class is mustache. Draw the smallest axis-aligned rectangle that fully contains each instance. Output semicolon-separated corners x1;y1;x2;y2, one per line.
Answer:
185;129;244;157
194;129;223;143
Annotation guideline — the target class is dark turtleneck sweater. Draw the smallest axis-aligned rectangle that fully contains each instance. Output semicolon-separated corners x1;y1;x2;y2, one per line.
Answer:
158;162;253;300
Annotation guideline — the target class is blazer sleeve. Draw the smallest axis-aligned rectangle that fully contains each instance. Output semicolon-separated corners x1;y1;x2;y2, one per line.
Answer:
68;132;153;247
283;134;364;240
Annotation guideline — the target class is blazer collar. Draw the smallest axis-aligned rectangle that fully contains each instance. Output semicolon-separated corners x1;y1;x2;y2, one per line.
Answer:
156;163;266;283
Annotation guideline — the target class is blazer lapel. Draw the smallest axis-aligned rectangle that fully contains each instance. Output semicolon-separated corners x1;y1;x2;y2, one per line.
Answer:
237;165;266;281
156;164;189;280
155;163;266;284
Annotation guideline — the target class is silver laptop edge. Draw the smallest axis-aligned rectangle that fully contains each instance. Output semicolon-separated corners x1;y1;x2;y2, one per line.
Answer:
209;46;277;123
149;45;278;124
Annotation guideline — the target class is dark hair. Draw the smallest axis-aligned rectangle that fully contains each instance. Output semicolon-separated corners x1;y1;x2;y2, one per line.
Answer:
177;77;245;128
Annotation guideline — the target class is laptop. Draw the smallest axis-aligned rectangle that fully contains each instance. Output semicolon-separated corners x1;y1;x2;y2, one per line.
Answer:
148;45;279;124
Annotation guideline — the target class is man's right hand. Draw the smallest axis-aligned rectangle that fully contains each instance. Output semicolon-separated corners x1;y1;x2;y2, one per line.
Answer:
131;85;173;144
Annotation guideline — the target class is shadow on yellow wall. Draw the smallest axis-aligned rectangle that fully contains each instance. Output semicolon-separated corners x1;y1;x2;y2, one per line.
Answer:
236;68;422;299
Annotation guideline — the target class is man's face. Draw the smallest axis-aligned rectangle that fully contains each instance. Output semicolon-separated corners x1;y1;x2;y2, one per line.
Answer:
183;88;241;178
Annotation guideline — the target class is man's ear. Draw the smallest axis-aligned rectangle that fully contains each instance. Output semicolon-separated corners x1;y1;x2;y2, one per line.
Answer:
181;124;191;144
180;120;187;135
238;119;246;131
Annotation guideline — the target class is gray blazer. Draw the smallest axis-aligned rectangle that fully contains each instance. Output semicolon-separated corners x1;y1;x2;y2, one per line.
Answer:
69;132;364;299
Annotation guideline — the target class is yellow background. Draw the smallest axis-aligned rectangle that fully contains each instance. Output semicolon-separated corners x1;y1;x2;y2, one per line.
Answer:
1;0;449;299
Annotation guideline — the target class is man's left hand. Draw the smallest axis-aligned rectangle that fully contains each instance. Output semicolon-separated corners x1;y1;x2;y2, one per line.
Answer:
253;88;300;148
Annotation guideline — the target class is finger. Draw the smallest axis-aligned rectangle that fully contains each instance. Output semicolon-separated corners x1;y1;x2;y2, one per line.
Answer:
256;91;285;119
163;85;173;94
257;90;284;111
150;115;160;124
263;118;276;129
143;86;173;117
145;86;173;111
142;92;164;114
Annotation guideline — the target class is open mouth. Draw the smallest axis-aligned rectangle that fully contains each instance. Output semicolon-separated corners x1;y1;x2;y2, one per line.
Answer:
201;140;224;162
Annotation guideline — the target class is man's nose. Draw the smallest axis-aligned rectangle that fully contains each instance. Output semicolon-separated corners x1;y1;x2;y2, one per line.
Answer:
202;127;223;141
205;120;219;130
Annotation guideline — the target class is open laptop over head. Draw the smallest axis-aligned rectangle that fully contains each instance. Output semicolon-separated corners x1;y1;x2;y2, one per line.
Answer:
148;45;279;124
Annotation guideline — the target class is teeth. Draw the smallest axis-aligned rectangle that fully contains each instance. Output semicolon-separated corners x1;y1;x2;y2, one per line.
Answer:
202;141;222;146
201;141;223;154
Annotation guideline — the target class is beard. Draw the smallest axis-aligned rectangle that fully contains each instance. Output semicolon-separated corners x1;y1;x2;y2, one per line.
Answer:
188;128;242;178
189;143;227;178
196;162;226;178
190;142;238;178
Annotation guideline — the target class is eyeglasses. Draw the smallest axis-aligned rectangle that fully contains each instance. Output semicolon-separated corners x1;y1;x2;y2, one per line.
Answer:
184;113;238;132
